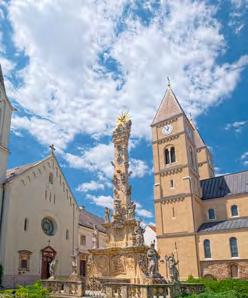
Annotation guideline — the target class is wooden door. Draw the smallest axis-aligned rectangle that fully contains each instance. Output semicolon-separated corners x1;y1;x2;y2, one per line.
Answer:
41;246;56;279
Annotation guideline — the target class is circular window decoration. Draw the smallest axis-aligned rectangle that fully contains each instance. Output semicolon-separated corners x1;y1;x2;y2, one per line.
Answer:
41;217;56;236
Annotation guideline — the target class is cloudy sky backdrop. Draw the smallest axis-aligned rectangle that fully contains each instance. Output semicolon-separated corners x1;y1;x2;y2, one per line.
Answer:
0;0;248;223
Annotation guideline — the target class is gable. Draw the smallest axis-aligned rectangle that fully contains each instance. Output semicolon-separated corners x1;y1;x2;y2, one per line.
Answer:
6;154;78;208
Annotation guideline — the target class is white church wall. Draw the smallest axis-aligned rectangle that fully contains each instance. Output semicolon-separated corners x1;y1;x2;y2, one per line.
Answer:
1;156;79;288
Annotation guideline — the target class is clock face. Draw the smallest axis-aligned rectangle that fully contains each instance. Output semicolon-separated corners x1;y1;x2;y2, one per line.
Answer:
162;124;173;136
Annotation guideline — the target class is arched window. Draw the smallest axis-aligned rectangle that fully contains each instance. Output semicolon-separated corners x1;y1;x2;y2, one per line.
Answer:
170;147;176;163
66;229;69;240
24;218;28;231
49;173;53;184
231;205;238;217
165;148;170;164
204;239;211;258
164;146;176;165
208;208;216;220
230;237;239;257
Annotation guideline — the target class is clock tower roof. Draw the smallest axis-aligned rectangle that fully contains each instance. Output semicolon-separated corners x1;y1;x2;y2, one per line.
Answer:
151;85;184;126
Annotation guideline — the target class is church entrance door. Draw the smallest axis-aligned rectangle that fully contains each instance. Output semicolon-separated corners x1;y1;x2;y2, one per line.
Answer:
41;246;56;279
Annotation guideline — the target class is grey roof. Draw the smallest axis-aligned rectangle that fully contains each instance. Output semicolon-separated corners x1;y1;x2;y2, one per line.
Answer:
198;217;248;233
79;208;106;233
201;171;248;200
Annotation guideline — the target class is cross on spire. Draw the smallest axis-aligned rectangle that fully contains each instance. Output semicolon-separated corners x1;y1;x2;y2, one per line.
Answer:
49;144;56;154
167;76;171;88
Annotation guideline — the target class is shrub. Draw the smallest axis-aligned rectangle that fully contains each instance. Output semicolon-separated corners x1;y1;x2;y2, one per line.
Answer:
184;277;248;298
0;281;50;297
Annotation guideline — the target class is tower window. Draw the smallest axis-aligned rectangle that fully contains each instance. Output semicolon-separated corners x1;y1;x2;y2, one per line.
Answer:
172;207;175;218
208;208;216;220
80;235;86;246
203;239;211;258
230;237;238;258
164;146;176;165
170;179;174;188
49;173;53;184
231;205;238;217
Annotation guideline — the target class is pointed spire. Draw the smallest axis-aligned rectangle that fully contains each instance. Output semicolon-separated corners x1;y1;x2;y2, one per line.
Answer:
152;80;184;126
189;118;206;148
0;64;6;94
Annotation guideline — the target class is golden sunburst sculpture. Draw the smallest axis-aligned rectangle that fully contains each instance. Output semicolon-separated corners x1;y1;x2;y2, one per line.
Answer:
116;111;130;127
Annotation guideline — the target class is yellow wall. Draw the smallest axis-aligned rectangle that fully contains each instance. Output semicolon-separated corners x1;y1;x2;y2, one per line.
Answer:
198;230;248;261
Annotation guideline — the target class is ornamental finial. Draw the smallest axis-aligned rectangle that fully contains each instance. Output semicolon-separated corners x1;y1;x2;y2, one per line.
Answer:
50;144;56;154
116;111;130;127
167;76;171;88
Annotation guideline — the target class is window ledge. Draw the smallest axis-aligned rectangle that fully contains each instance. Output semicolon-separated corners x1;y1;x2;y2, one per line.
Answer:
204;258;213;260
231;257;240;259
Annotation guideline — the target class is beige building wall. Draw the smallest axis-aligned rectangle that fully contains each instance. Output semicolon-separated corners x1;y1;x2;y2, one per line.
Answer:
157;235;199;280
0;155;79;288
202;194;248;222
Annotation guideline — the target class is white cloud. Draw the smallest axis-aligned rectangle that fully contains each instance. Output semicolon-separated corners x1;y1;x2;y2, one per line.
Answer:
225;120;248;132
65;142;150;179
135;201;153;219
76;180;105;193
241;152;248;165
86;194;153;219
86;194;113;209
4;0;248;152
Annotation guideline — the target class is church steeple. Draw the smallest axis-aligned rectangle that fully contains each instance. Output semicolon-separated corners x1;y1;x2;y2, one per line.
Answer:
151;84;184;126
0;65;14;179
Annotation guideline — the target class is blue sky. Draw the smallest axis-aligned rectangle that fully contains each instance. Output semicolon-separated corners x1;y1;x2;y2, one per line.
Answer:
0;0;247;223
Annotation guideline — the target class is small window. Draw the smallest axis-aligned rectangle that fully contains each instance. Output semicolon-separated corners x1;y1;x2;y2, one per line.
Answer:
208;208;216;220
172;207;175;218
24;218;28;231
18;250;32;271
230;237;239;258
170;179;174;188
49;173;53;184
231;205;238;217
66;229;69;240
204;239;211;258
80;235;86;246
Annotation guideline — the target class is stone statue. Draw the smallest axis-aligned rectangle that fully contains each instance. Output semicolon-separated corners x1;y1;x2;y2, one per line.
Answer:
147;241;160;278
113;199;122;217
165;253;179;283
49;258;58;279
134;221;145;246
127;201;136;220
71;254;78;275
105;207;111;223
92;225;99;249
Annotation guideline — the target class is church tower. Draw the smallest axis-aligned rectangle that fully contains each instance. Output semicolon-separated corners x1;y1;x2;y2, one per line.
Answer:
0;65;14;180
151;84;203;279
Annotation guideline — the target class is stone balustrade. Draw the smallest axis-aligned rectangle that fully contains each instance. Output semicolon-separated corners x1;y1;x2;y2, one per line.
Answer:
42;279;84;297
